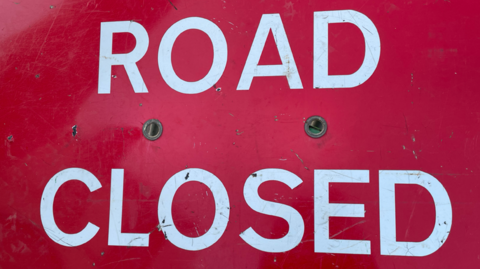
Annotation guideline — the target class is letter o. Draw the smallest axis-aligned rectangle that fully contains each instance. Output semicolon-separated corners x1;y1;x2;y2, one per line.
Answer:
158;17;228;94
158;168;230;250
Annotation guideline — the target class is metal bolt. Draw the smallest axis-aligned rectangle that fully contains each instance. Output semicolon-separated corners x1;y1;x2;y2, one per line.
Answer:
143;119;163;141
304;116;327;138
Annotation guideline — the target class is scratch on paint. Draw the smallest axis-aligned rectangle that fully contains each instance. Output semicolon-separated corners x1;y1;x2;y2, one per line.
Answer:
330;220;367;238
34;4;62;63
167;0;177;10
290;149;308;170
100;258;141;267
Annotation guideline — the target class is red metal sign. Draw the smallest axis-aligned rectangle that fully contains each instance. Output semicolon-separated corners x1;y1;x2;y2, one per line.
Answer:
1;0;479;268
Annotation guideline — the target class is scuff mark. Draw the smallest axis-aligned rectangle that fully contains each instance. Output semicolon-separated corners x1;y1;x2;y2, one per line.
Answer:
291;149;308;170
149;224;162;234
163;231;168;240
283;54;292;79
167;0;177;10
72;125;77;136
127;237;142;246
283;1;297;18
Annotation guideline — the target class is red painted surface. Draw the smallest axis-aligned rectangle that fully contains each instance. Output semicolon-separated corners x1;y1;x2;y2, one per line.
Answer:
1;0;480;268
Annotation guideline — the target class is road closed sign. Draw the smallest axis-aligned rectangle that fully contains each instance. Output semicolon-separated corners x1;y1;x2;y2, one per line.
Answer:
1;0;479;268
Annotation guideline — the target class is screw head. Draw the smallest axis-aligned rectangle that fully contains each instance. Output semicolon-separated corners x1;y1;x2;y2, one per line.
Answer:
304;116;327;138
143;119;163;141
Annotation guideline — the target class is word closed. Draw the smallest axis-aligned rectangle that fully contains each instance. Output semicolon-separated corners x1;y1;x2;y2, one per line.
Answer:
40;168;452;256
